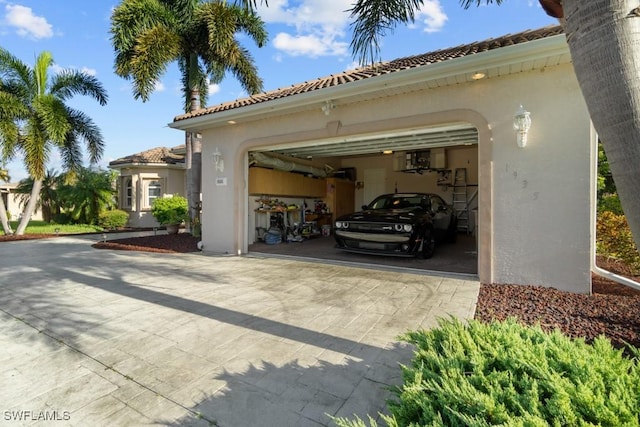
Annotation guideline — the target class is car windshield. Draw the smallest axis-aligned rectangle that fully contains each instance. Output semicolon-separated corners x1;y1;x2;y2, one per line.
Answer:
369;195;429;210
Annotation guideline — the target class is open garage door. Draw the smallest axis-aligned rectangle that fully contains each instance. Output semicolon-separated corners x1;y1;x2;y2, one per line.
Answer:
247;122;479;276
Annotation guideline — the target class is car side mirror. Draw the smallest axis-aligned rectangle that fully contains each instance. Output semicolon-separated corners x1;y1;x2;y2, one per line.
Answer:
362;205;369;210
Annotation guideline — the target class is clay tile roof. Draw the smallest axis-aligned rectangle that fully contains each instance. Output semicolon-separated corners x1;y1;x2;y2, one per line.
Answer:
175;25;563;122
109;146;184;167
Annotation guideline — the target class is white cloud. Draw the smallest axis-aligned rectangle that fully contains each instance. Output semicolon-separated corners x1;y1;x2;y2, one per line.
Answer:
80;67;97;77
258;0;351;58
154;81;165;92
5;4;53;39
416;0;448;33
273;32;347;57
208;82;220;96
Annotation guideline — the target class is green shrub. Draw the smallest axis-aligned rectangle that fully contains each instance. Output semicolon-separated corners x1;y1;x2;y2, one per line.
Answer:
51;213;74;225
334;318;640;427
597;211;640;274
98;209;129;230
150;195;188;225
598;193;624;215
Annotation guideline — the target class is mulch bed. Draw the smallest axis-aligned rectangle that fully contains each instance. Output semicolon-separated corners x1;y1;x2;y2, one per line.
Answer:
92;233;200;253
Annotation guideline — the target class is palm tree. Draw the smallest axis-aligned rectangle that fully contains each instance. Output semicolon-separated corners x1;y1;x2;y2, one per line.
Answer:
348;0;640;251
110;0;267;224
58;167;116;225
0;167;12;234
0;48;107;235
14;169;63;223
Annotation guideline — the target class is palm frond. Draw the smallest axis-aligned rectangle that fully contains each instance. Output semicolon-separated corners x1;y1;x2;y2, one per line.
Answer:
65;108;105;165
32;95;72;144
50;70;108;106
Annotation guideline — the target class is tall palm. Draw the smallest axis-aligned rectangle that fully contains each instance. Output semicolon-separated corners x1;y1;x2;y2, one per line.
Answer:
110;0;267;224
348;0;640;251
0;48;107;235
0;167;12;234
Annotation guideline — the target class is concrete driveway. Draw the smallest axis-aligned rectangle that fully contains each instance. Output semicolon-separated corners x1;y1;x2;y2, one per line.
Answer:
0;235;479;426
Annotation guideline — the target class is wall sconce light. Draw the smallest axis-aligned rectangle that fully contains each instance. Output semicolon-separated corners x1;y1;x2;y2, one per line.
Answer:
513;105;531;148
213;147;224;172
321;100;335;116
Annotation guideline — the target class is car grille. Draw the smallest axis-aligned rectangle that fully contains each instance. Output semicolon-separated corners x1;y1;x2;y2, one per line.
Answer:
345;241;399;251
346;222;398;232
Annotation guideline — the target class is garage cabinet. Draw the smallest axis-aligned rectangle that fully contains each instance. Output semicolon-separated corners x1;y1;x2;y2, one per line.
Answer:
248;167;325;197
325;178;355;220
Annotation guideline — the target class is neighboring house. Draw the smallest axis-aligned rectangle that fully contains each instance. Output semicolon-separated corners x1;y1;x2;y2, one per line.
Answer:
129;25;593;293
109;146;186;228
0;183;44;222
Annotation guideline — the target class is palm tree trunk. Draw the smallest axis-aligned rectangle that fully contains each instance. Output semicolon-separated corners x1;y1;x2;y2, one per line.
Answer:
0;195;13;235
563;0;640;249
14;179;42;235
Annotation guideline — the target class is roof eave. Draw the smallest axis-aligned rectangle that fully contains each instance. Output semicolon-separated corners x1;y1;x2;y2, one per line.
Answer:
108;162;185;170
169;34;570;132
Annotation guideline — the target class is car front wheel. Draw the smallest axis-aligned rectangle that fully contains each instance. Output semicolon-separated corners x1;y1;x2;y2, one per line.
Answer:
421;229;435;259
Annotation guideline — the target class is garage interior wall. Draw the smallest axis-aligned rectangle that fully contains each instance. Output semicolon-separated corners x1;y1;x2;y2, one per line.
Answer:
198;61;594;293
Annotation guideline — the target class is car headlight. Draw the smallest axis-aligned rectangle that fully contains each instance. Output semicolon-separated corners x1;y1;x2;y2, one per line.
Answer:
335;222;342;229
335;221;349;229
403;224;413;232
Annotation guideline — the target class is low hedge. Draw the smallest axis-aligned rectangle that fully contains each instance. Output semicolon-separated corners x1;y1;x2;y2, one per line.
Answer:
98;209;129;230
334;318;640;427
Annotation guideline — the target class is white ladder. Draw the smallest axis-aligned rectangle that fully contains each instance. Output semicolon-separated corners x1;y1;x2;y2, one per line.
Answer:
452;168;470;234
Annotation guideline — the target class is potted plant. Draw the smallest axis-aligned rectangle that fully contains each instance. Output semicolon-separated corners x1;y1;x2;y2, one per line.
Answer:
150;195;188;234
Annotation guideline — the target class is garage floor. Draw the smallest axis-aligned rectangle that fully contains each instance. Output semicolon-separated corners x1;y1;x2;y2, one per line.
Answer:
249;233;478;276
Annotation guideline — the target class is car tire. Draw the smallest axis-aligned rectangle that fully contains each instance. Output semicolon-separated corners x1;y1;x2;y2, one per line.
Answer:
421;228;436;259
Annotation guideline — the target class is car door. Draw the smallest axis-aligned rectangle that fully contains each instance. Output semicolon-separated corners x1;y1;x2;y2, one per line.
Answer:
429;195;451;231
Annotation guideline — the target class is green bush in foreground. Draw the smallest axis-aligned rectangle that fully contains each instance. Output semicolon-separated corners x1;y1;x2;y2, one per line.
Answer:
98;209;129;230
335;318;640;427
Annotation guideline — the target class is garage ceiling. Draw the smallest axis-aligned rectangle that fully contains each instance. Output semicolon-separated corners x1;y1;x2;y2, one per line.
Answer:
260;122;478;159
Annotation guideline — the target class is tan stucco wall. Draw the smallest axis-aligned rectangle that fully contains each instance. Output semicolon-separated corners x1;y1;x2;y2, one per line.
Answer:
197;62;595;293
1;187;43;221
117;166;186;228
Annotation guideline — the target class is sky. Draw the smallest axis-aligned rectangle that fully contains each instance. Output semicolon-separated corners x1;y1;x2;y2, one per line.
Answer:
0;0;557;181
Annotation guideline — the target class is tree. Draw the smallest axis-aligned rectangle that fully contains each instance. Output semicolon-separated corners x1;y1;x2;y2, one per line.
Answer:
348;0;640;251
110;0;267;225
0;166;12;234
14;169;63;223
0;48;107;235
58;168;117;225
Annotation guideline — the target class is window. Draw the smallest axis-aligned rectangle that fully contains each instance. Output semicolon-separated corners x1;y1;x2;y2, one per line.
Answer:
123;177;132;208
147;180;162;207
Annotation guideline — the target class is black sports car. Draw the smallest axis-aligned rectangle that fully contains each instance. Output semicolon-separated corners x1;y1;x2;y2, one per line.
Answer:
334;193;457;259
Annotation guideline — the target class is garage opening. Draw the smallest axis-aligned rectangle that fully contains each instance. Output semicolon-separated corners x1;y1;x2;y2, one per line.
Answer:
246;122;479;276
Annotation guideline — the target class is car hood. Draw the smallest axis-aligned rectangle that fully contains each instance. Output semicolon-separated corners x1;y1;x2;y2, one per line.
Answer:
337;208;422;223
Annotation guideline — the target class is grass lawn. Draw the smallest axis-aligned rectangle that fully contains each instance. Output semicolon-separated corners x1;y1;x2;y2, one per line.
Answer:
6;221;104;235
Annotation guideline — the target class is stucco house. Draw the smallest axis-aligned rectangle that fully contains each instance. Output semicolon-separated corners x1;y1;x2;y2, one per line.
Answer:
0;183;43;222
115;25;597;293
109;145;186;228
